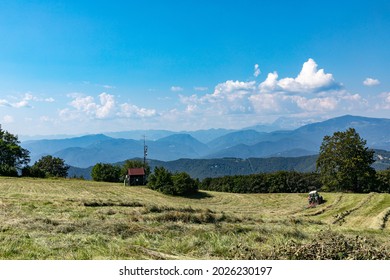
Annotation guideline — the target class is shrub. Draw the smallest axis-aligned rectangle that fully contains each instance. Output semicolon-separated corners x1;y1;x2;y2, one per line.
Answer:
91;163;121;182
30;155;70;178
376;169;390;193
148;167;199;196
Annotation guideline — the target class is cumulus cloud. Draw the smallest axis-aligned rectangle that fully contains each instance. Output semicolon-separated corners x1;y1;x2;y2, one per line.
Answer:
292;96;338;112
62;92;157;121
260;58;338;93
171;86;184;92
259;72;279;93
180;80;256;114
363;78;380;86
119;103;157;118
253;64;261;77
5;93;33;108
178;58;367;124
68;92;116;119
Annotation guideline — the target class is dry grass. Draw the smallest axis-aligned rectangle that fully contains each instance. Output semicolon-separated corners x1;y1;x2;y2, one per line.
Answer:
0;177;389;260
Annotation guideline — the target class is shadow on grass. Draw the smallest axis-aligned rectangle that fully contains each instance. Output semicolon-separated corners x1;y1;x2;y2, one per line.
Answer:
183;191;213;200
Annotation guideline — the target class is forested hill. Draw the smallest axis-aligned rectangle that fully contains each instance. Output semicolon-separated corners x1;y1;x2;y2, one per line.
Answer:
68;155;318;180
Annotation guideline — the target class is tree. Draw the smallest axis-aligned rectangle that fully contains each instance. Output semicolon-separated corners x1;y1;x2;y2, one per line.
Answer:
32;155;70;178
148;167;199;196
91;163;121;182
172;172;199;195
316;128;376;192
147;166;173;193
0;128;30;176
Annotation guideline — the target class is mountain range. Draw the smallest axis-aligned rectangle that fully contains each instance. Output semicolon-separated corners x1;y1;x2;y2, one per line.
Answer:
22;115;390;169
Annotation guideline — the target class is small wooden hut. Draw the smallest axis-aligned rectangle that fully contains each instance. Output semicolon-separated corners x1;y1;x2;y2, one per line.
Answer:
126;167;146;186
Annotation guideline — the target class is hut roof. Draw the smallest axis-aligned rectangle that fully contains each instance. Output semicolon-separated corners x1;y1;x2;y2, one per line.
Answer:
128;168;145;176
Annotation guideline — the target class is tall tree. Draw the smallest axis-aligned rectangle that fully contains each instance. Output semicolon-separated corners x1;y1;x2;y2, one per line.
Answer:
32;155;70;178
316;128;376;192
0;127;30;176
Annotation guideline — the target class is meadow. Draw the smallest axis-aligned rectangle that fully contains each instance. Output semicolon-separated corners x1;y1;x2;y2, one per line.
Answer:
0;177;389;260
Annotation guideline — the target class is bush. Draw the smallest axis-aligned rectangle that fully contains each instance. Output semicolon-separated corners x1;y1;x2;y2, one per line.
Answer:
148;167;199;196
0;165;18;177
21;165;45;178
28;155;70;178
376;169;390;193
91;163;121;182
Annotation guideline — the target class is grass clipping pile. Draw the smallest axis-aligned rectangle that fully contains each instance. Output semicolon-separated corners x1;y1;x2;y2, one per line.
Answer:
272;231;390;260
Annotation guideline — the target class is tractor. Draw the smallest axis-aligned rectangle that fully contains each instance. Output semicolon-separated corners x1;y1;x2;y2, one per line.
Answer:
307;190;324;207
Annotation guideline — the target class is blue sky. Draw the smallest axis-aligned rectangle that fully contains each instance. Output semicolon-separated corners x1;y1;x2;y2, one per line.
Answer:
0;0;389;136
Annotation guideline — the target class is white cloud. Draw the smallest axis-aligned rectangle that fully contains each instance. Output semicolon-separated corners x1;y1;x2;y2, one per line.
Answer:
102;84;116;89
178;58;369;125
70;95;96;113
0;99;11;107
259;72;279;93
194;86;208;91
363;77;380;86
260;58;338;93
292;96;338;112
213;80;256;97
249;93;281;112
96;93;116;119
180;80;256;115
119;103;157;118
378;92;390;109
2;115;14;124
10;93;33;108
171;86;184;92
62;92;157;121
0;93;55;109
253;64;261;77
68;92;116;119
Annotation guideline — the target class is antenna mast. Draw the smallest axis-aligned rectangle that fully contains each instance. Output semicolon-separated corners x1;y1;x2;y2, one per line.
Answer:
143;135;148;167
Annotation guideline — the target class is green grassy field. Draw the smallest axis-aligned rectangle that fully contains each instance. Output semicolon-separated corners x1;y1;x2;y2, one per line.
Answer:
0;177;389;260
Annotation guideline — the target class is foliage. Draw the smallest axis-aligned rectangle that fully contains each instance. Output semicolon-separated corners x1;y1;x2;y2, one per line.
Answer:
171;172;199;195
148;166;199;196
91;163;121;182
201;171;321;193
26;155;70;178
316;128;376;192
0;128;30;176
21;165;46;178
376;169;390;193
